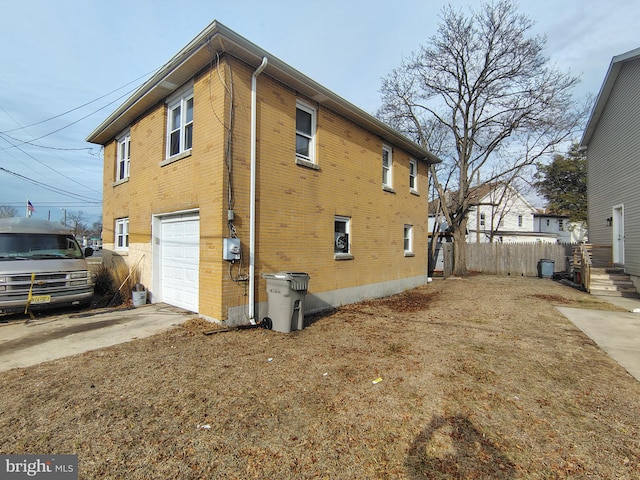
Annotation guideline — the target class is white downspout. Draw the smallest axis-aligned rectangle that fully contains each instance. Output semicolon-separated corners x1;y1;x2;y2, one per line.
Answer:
249;57;268;323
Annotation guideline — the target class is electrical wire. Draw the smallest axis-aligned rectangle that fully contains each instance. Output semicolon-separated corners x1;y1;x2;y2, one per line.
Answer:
0;131;96;152
0;66;162;210
0;67;160;134
0;202;102;208
0;85;142;151
0;133;102;196
0;167;101;203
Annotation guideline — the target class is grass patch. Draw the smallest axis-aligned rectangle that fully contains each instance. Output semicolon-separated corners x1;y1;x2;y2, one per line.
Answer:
1;275;639;478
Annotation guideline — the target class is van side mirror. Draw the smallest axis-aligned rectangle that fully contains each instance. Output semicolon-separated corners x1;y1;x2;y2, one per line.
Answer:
84;247;94;258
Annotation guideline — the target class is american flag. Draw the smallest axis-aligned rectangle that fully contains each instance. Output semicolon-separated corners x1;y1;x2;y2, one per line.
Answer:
27;200;35;213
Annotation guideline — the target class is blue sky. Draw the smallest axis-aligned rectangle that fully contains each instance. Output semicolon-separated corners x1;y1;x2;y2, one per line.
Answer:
1;0;639;224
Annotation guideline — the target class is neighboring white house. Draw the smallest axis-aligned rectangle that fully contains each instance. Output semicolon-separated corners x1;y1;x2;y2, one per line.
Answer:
466;183;550;243
581;46;640;289
534;211;587;244
430;183;581;244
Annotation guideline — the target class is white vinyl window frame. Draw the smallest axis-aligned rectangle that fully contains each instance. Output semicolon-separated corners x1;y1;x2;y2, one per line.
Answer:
115;218;129;251
116;131;131;182
404;224;414;256
334;215;352;260
409;158;418;193
295;100;316;165
165;86;194;160
382;144;393;191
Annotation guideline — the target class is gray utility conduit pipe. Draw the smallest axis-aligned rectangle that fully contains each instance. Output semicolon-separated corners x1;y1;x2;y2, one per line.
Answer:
249;57;268;324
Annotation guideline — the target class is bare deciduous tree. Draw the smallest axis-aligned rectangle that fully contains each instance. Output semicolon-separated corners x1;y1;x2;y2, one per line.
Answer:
65;211;89;238
378;0;587;275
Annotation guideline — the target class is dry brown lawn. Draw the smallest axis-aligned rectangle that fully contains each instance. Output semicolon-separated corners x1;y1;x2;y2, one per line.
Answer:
1;275;639;479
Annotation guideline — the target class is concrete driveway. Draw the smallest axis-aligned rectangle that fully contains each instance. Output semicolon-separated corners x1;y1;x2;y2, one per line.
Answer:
2;292;639;381
0;303;195;372
557;295;640;382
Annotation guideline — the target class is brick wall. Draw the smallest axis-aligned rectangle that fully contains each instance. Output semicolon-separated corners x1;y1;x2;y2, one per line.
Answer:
102;54;429;322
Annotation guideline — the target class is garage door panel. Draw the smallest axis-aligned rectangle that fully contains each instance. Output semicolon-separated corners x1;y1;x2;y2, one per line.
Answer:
160;216;199;312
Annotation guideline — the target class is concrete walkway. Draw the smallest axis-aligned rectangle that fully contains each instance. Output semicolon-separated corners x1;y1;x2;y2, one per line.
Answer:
557;294;640;382
0;303;195;372
2;293;640;382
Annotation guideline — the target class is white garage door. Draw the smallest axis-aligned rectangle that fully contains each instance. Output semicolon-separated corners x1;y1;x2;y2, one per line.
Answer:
160;215;199;312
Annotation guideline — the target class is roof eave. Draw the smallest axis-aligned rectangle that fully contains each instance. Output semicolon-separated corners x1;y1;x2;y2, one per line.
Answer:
86;21;440;163
580;46;640;147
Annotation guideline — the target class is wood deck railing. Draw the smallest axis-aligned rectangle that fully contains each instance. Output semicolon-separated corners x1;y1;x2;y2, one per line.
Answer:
574;243;592;292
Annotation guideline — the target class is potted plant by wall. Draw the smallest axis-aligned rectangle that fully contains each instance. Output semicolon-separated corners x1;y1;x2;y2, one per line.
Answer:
132;281;147;307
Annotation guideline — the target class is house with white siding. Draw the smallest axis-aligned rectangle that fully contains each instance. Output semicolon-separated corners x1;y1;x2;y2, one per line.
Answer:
533;211;586;244
430;183;575;244
465;183;542;243
581;47;640;291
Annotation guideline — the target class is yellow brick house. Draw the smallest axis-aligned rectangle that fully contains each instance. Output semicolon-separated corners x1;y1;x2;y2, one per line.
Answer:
86;21;440;325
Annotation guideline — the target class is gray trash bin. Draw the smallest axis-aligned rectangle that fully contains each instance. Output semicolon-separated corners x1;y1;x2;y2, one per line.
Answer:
538;259;555;278
262;272;310;333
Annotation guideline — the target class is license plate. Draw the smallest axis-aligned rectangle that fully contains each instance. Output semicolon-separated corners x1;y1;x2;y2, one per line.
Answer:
30;295;51;304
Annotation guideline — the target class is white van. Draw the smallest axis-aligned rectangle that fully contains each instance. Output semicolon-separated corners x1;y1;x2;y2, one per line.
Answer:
0;217;94;313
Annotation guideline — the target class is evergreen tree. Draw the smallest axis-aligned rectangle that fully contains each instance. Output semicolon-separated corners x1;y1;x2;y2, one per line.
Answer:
535;143;587;223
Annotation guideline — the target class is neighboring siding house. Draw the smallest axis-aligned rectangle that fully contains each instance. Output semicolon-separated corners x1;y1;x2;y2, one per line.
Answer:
533;211;586;244
86;21;440;325
431;184;578;244
581;47;640;288
466;183;538;243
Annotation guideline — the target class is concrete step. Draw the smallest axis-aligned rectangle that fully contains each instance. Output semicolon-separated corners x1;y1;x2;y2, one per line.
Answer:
590;277;635;288
590;288;640;298
591;284;638;294
589;268;639;298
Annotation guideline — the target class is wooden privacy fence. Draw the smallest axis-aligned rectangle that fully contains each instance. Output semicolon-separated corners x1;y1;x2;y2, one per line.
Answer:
465;242;573;276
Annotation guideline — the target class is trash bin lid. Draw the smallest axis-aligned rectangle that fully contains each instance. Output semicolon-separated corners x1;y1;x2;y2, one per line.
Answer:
263;272;309;279
283;272;309;278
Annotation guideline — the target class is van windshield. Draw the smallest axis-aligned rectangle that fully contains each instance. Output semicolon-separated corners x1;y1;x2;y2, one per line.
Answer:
0;233;84;260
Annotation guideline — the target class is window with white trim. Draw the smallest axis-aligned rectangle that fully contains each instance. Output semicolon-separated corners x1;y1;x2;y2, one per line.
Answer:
409;158;418;192
116;132;130;181
518;215;523;227
296;101;316;163
382;144;393;189
115;218;129;250
334;216;351;256
404;225;413;254
558;219;564;231
480;213;486;227
166;89;193;158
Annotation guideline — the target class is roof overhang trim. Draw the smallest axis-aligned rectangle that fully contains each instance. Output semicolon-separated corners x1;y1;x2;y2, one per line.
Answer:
86;21;440;164
580;46;640;147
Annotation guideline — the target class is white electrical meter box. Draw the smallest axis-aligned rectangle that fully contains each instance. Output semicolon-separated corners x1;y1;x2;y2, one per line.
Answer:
223;238;241;261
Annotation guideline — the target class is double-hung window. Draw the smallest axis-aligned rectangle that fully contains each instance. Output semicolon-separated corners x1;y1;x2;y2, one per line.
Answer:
334;216;351;258
409;158;418;192
404;225;413;255
116;132;130;181
296;101;316;164
166;88;194;159
518;215;523;227
115;218;129;251
382;144;393;189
